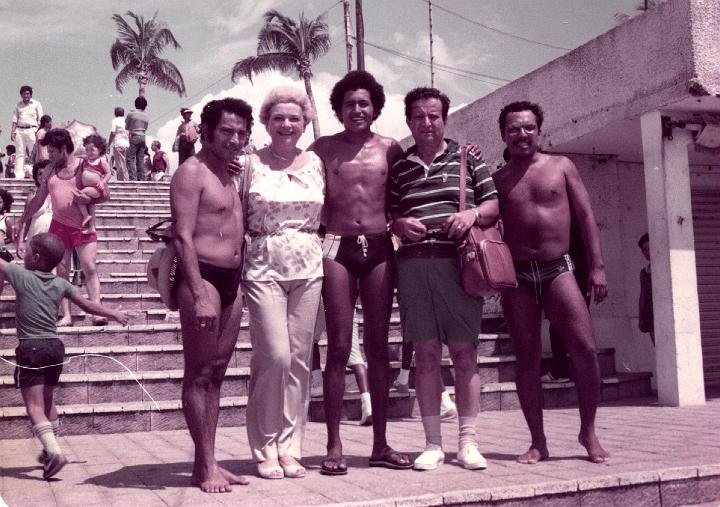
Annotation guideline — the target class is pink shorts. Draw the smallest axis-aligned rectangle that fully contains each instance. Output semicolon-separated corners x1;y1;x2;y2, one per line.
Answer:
48;219;97;249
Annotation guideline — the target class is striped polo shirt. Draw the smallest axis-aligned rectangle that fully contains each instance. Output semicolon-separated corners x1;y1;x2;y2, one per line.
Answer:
389;139;497;246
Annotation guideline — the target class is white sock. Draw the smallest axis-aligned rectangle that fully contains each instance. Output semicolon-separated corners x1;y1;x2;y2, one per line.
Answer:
421;415;442;447
33;422;61;456
396;369;410;385
458;416;477;449
50;418;60;434
360;392;372;413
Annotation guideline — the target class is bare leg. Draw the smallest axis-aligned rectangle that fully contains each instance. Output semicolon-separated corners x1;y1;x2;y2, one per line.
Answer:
321;260;356;473
360;261;408;465
79;187;101;232
21;384;49;426
446;341;479;417
43;386;58;422
414;340;443;417
55;249;73;326
74;242;101;304
351;364;370;393
177;281;248;492
502;289;549;464
543;272;609;463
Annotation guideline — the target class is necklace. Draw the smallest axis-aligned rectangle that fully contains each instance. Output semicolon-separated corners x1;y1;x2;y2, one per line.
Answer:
268;146;293;162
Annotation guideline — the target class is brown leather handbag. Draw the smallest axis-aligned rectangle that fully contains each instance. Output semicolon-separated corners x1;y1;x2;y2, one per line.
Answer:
457;146;517;297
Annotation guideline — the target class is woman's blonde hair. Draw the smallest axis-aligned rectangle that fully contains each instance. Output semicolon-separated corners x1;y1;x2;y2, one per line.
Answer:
259;86;315;126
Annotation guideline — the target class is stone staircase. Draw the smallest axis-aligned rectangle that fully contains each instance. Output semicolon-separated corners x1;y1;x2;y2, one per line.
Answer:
0;178;652;438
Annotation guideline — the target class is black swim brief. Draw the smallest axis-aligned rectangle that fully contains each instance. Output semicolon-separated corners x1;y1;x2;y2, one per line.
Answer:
513;254;575;304
174;261;242;308
322;232;394;279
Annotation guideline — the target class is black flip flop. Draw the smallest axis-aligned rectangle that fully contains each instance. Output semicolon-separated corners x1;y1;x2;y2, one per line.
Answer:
368;450;413;470
320;456;348;476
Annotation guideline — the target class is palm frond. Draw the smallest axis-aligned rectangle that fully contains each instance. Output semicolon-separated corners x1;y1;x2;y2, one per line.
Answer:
114;63;137;93
231;53;297;83
146;58;186;95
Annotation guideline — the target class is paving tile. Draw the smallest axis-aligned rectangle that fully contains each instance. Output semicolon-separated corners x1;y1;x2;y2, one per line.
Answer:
696;475;720;504
660;478;702;506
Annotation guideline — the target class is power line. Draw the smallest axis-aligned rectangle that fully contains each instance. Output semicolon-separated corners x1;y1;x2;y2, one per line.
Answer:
319;0;344;19
358;37;510;87
422;0;570;51
150;70;231;125
150;0;345;125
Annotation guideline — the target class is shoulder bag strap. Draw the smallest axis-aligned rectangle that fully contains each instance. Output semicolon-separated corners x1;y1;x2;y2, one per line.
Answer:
458;144;468;212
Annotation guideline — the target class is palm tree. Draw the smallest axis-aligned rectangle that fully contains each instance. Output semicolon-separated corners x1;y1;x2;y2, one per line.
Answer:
232;10;330;139
110;11;186;98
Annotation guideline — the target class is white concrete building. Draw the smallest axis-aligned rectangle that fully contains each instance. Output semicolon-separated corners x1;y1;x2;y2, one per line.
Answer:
444;0;719;406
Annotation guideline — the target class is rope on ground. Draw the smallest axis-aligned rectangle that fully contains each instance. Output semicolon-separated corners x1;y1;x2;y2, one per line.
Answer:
0;353;161;410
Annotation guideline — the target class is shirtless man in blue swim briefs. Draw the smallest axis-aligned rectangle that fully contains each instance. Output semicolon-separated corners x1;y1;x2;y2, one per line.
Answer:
310;70;411;475
492;101;610;465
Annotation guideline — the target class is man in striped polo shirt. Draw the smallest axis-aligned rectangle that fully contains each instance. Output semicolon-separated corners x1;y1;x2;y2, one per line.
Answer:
389;87;499;471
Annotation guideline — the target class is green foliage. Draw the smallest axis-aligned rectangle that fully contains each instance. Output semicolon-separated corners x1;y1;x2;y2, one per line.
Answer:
110;11;186;97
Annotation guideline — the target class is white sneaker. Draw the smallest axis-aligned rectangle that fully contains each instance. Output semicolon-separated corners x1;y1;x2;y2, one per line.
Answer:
457;444;487;470
359;393;373;426
413;444;444;471
540;372;570;383
392;379;410;394
440;396;458;420
310;378;323;397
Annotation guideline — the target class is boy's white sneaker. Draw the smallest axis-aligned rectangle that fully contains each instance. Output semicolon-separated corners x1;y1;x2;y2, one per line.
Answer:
413;444;445;471
310;377;324;397
43;453;68;479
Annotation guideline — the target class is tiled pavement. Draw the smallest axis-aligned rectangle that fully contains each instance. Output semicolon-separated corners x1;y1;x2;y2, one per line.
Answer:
1;396;719;506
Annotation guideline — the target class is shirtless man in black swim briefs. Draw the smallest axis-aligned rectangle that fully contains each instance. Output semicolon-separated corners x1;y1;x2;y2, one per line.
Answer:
310;71;411;475
492;101;610;465
170;98;252;492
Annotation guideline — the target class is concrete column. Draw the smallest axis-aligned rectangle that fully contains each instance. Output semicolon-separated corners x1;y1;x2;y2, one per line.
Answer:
640;111;705;406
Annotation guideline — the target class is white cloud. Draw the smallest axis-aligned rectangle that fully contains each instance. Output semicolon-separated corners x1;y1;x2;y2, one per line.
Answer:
208;0;280;35
153;69;413;172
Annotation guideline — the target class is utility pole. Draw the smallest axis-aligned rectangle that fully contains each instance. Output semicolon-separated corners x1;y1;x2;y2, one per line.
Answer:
428;0;434;87
355;0;365;70
343;0;353;72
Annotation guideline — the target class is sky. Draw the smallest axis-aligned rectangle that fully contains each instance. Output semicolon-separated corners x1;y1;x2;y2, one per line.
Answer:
0;0;650;168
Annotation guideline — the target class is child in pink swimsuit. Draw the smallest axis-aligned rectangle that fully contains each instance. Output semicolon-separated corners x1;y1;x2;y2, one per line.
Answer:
78;135;111;233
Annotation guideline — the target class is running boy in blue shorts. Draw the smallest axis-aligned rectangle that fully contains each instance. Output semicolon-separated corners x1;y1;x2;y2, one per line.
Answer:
0;233;128;479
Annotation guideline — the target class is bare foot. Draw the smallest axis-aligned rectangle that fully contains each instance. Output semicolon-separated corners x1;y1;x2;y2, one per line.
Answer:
579;433;610;463
56;317;73;328
218;466;249;485
516;445;549;464
191;463;232;493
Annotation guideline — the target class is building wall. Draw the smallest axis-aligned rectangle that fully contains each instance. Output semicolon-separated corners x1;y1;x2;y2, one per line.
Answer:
442;0;716;167
565;156;720;383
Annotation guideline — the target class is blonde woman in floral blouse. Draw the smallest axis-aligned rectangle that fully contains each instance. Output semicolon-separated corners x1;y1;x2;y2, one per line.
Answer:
242;87;324;480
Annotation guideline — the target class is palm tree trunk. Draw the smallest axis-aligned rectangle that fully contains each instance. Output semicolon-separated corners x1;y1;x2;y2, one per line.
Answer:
303;76;321;140
138;73;148;98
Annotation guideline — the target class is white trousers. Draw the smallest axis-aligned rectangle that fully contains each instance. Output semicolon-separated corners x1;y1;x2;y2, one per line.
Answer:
14;127;36;178
243;277;322;462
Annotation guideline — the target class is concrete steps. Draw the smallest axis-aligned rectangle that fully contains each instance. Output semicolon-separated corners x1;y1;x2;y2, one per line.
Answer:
0;178;654;440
